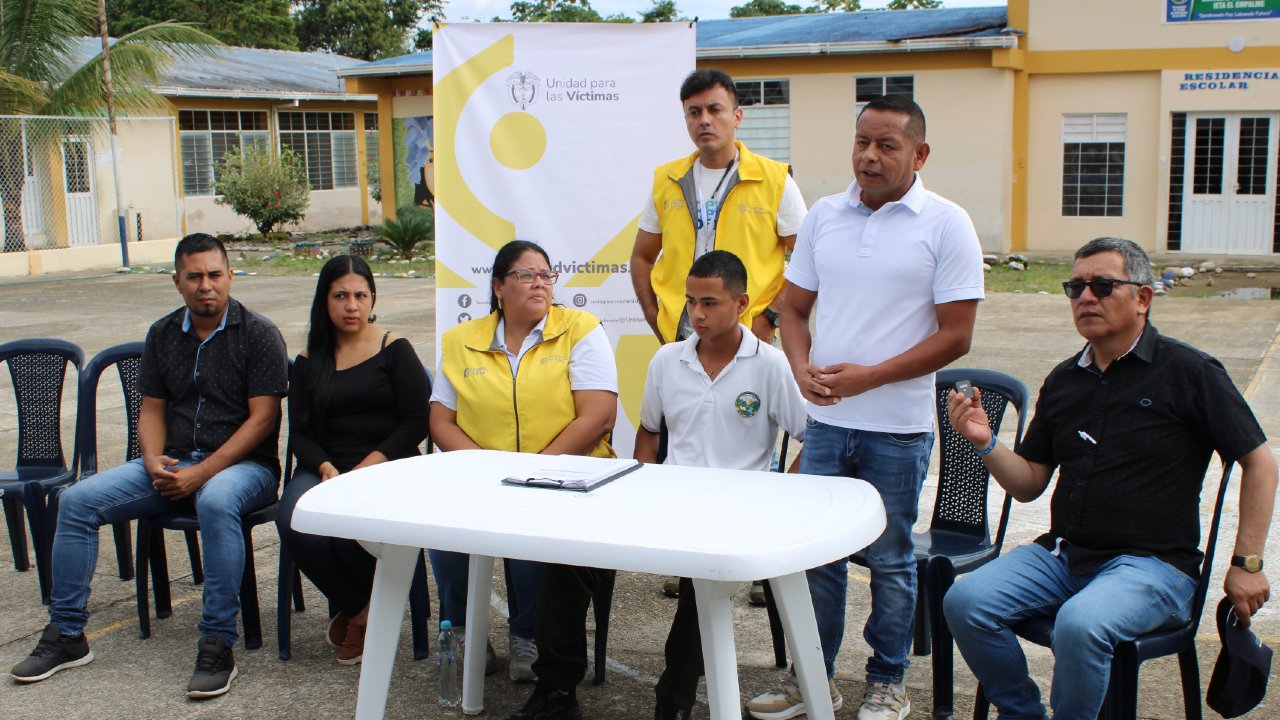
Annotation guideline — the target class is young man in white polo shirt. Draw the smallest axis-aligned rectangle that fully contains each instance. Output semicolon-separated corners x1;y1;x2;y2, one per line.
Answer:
636;250;810;720
746;95;985;720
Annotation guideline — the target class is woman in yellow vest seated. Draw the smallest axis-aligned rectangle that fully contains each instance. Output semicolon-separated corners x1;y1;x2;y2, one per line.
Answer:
429;240;618;682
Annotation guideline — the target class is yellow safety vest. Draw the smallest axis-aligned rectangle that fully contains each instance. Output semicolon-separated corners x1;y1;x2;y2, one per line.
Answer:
649;141;789;342
440;305;615;458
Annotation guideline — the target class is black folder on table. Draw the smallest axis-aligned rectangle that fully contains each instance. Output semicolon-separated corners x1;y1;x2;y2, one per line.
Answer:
501;456;642;492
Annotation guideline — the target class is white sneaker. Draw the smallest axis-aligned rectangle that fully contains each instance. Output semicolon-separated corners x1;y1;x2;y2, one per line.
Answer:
857;681;910;720
744;672;843;720
509;634;537;682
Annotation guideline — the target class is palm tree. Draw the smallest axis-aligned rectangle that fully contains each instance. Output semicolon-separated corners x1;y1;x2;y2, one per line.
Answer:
0;0;220;251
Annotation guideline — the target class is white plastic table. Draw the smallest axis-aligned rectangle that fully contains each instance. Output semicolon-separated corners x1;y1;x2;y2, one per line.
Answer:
291;449;886;720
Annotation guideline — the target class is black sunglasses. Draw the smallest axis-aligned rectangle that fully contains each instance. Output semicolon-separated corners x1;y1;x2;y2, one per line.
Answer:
1061;278;1145;299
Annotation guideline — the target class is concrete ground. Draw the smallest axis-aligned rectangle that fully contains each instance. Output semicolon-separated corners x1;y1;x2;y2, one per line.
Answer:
0;272;1278;719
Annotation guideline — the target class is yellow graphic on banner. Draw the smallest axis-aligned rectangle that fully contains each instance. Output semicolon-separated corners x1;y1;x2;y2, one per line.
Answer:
435;33;517;251
435;260;477;289
564;214;640;288
614;333;661;430
491;112;547;170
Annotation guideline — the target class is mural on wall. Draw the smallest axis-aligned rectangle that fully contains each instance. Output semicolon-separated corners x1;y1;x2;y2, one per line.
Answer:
404;116;435;208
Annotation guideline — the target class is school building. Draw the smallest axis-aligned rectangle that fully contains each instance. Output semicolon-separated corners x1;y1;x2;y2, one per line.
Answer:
343;0;1280;256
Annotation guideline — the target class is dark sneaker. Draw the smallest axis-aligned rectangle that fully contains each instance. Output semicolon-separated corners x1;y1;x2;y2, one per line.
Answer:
10;624;94;682
749;581;767;607
187;636;238;698
507;687;583;720
655;703;692;719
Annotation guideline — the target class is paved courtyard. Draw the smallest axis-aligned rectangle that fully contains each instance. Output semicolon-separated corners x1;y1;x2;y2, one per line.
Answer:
0;270;1277;719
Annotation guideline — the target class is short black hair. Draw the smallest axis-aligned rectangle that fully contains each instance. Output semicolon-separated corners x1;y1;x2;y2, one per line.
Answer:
174;233;228;269
680;69;737;106
689;250;747;296
859;95;927;142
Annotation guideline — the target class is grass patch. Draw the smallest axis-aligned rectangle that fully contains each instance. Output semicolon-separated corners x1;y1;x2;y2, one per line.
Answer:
984;259;1072;294
229;252;433;278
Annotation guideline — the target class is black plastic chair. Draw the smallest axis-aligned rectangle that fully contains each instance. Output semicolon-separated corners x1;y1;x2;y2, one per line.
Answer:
135;500;278;648
0;338;84;604
972;460;1236;720
761;369;1027;716
73;342;201;583
911;368;1029;717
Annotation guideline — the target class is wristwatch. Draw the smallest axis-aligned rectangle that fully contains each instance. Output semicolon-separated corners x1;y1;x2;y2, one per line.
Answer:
1231;554;1264;573
762;307;781;328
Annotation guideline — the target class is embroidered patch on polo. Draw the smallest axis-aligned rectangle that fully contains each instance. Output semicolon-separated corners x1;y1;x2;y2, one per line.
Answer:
735;391;761;418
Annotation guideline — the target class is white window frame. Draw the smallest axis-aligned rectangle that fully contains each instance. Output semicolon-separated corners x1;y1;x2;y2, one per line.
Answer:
735;79;791;163
178;110;270;197
278;111;358;191
1061;113;1127;217
854;75;914;118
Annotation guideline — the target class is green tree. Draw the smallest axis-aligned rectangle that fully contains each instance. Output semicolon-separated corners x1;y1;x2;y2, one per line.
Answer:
0;0;220;251
214;146;310;235
293;0;443;60
639;0;681;22
886;0;941;8
107;0;297;49
729;0;806;17
809;0;860;11
504;0;630;22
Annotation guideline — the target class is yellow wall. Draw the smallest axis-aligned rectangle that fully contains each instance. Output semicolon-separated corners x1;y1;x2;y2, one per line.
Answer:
1026;72;1164;252
736;63;1013;250
915;68;1015;250
1029;0;1280;52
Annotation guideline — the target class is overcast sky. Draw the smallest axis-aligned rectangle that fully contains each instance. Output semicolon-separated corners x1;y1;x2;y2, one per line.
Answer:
440;0;1006;24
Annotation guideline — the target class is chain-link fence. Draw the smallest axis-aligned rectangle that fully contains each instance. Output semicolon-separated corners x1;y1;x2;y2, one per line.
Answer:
0;115;180;253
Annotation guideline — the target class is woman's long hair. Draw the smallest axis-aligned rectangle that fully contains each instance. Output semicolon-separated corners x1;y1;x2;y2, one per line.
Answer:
489;240;551;314
298;255;377;440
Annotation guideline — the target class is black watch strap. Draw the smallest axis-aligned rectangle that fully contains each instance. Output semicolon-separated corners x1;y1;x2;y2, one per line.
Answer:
1232;554;1264;573
762;307;781;328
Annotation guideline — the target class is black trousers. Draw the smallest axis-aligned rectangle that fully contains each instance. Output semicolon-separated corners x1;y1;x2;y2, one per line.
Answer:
276;469;376;617
530;563;608;692
655;577;703;710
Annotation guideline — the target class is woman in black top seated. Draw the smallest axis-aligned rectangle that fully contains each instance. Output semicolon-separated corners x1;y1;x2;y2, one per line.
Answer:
277;254;429;664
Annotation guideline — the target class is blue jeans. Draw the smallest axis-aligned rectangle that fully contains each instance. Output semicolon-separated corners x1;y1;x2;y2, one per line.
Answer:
943;543;1194;720
49;456;278;644
801;419;933;684
429;550;540;640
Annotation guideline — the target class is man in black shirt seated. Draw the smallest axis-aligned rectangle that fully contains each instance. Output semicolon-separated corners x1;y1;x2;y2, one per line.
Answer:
9;233;288;698
942;236;1275;720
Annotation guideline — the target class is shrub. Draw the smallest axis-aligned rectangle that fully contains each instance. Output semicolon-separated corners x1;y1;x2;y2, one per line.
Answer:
214;147;310;235
374;209;434;260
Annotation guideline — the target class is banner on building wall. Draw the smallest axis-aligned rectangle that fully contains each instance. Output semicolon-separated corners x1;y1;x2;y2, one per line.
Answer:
432;22;695;457
1166;0;1280;22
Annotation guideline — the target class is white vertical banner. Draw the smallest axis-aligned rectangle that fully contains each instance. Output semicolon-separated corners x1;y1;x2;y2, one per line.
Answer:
433;22;695;457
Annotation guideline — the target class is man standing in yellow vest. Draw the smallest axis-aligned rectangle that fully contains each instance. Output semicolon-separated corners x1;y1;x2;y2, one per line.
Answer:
631;68;808;602
631;68;807;347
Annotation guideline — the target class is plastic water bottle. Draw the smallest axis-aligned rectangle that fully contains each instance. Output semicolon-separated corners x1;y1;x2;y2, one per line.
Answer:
437;620;461;709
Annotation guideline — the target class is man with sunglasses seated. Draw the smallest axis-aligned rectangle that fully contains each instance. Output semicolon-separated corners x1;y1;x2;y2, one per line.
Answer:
943;236;1276;720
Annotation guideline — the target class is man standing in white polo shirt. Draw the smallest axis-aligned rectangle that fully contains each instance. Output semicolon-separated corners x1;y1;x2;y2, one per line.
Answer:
637;250;809;720
746;95;984;720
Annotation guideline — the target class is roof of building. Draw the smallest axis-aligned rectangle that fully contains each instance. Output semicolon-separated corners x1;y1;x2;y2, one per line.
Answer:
74;38;373;100
339;6;1013;78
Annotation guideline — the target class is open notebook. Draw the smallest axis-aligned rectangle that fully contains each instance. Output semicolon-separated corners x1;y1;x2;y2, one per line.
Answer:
501;455;642;492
